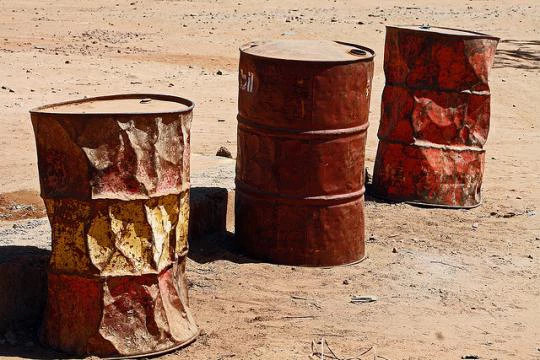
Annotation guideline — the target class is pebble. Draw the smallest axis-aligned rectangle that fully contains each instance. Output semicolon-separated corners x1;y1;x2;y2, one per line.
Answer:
216;146;232;158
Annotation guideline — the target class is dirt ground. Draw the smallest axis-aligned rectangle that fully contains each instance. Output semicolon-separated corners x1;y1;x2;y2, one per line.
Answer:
0;0;539;359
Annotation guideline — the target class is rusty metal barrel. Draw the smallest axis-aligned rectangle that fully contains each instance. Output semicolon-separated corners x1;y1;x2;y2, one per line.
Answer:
372;25;499;208
235;40;375;266
30;94;198;358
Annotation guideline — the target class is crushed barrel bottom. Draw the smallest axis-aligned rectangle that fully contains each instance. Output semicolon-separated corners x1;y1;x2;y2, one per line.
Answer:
41;261;198;358
372;141;485;208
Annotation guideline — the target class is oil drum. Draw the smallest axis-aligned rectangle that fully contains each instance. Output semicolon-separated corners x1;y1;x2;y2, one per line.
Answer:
30;94;198;358
372;25;499;208
236;40;375;266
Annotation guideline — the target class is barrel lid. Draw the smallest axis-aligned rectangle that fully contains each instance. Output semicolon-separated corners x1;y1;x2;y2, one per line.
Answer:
240;40;375;62
387;25;499;40
30;93;194;115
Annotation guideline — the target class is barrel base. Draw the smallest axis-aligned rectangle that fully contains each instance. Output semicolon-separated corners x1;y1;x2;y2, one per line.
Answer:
41;263;198;358
100;332;199;360
235;191;365;267
372;141;485;208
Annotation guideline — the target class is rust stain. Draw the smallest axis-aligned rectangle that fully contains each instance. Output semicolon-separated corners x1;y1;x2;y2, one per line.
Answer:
235;40;375;266
372;26;499;208
31;94;198;357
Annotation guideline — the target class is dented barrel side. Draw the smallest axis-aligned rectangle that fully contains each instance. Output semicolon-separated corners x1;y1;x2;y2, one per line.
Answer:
30;94;198;358
372;26;499;208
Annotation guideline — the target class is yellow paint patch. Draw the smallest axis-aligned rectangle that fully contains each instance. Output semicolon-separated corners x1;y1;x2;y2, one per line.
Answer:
45;192;189;276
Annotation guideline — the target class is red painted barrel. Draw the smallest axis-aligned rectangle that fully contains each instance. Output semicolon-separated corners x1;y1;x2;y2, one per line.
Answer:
235;40;375;266
372;26;499;208
30;94;198;358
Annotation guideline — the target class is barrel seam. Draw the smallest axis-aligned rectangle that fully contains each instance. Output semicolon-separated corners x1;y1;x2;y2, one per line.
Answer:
235;180;365;204
237;114;369;137
384;82;491;96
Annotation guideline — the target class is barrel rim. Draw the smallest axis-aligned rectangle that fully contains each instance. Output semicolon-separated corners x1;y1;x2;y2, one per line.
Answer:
386;25;500;41
29;93;195;116
239;40;375;63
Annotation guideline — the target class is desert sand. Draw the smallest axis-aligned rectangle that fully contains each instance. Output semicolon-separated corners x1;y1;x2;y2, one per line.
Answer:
0;0;539;359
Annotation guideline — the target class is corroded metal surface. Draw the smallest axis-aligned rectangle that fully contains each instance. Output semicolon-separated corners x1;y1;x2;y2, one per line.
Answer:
31;94;191;200
30;94;198;358
236;40;375;266
372;26;499;208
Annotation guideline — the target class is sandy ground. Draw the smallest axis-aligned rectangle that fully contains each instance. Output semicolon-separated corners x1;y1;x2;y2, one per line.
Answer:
0;0;539;359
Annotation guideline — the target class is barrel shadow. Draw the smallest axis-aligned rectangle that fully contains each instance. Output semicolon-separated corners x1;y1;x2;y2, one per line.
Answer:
0;246;69;359
494;39;540;70
188;187;256;264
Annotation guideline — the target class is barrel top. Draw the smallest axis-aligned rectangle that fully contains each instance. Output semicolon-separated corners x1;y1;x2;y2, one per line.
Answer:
30;94;193;115
240;40;374;62
387;25;499;40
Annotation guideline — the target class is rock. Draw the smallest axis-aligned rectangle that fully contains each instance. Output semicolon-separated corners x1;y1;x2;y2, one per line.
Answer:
216;146;233;158
342;279;350;285
216;70;223;75
392;247;397;253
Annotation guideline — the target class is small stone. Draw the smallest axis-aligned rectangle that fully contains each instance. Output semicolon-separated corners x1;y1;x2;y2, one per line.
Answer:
217;119;225;122
342;279;350;285
461;356;479;359
392;247;397;253
216;70;223;75
527;254;533;259
472;222;479;230
216;146;232;158
65;60;70;64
